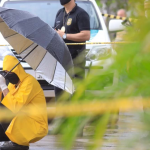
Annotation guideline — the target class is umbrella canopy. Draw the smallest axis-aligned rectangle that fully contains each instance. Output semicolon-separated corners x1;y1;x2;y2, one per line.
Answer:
0;7;74;94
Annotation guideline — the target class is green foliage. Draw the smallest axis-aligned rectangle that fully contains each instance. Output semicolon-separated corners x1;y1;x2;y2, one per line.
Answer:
95;0;102;7
87;113;110;150
49;1;150;149
101;0;128;13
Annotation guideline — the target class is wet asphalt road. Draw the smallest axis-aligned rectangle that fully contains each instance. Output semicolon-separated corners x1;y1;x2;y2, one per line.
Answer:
29;111;142;150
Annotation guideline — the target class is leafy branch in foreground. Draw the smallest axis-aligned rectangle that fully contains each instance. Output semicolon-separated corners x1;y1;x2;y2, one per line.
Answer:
48;1;150;149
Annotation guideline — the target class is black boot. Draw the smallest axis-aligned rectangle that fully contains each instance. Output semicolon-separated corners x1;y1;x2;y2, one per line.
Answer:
0;141;29;150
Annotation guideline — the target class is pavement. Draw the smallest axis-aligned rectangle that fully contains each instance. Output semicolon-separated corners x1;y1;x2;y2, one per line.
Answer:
30;135;87;150
29;112;142;150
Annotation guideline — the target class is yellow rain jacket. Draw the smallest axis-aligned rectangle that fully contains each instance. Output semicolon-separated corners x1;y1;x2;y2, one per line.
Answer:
0;55;48;146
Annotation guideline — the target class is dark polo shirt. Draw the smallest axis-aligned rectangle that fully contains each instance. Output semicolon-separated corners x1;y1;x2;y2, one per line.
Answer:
54;4;90;59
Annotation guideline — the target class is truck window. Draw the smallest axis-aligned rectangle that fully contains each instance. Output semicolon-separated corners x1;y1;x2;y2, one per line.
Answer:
3;0;102;30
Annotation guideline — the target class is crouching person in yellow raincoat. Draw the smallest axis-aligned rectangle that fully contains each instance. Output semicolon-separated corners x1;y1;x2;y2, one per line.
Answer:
0;55;48;150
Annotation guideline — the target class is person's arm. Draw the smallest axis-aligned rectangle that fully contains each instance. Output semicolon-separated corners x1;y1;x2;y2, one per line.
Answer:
57;10;90;42
57;30;90;42
53;9;62;29
1;77;34;113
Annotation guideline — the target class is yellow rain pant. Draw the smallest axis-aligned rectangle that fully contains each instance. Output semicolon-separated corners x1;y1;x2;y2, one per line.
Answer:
1;55;48;146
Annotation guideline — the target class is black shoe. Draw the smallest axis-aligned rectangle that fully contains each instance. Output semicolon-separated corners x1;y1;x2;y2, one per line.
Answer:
0;141;29;150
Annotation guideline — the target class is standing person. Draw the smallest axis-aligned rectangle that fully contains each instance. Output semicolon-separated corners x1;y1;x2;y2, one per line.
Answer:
54;0;90;100
114;9;127;42
0;55;48;150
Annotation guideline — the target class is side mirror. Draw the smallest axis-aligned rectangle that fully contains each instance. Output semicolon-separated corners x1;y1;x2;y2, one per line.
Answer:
109;20;125;32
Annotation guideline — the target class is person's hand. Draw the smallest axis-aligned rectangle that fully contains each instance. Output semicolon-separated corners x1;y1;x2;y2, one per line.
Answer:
57;29;65;38
0;75;7;91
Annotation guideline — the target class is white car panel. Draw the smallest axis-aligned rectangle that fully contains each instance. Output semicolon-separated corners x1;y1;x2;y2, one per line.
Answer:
0;0;117;97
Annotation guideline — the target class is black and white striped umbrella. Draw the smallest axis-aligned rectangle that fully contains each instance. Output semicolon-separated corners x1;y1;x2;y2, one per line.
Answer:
0;7;74;94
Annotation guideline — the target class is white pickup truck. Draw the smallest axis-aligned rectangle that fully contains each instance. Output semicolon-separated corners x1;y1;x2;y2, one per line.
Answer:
0;0;121;97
